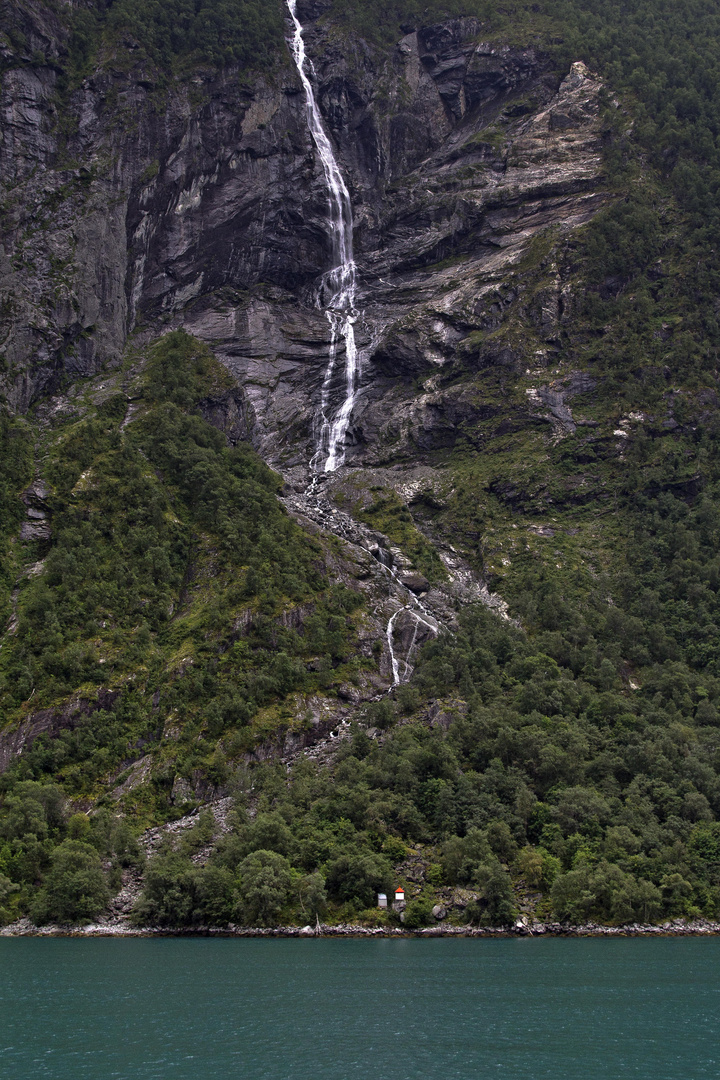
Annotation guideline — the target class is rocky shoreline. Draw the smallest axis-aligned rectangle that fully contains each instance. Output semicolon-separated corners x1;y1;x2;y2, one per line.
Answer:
3;918;720;938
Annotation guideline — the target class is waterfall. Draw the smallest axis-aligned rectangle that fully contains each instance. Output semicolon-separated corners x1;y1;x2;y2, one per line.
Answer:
285;2;439;687
286;0;359;473
386;609;402;685
385;595;439;686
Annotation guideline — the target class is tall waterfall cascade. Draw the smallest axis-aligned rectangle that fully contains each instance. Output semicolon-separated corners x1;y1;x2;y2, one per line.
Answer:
286;0;360;474
284;1;440;684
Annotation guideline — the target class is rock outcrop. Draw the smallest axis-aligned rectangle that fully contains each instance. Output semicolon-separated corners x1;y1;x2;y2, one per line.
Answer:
0;6;610;731
1;5;607;476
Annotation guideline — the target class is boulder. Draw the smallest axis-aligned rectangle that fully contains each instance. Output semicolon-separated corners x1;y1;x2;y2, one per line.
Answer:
399;571;430;594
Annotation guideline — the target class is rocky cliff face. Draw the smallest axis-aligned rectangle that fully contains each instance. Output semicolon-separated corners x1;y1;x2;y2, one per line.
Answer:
0;1;620;705
9;4;720;937
1;3;606;461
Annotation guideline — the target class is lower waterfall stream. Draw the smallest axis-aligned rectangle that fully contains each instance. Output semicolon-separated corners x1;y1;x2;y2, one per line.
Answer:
386;606;440;686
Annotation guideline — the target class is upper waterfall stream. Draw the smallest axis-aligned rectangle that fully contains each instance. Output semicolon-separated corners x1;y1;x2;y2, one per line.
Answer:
286;0;359;474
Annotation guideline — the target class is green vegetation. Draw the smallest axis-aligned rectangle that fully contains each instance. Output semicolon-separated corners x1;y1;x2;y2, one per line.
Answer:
0;332;368;823
125;593;720;926
0;415;32;630
63;0;285;82
30;840;112;925
77;393;720;930
5;0;720;929
353;487;447;583
0;783;141;924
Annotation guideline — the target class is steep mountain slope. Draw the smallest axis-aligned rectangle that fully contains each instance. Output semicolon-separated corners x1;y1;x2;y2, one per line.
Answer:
2;0;720;931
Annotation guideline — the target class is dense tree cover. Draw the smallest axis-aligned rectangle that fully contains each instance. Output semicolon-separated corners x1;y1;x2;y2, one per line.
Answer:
0;414;32;632
0;332;350;721
125;604;720;929
559;0;720;249
63;0;285;79
125;560;720;929
3;432;719;926
5;1;720;928
0;782;141;923
128;597;720;927
413;606;720;920
0;333;367;848
133;431;720;927
131;810;331;927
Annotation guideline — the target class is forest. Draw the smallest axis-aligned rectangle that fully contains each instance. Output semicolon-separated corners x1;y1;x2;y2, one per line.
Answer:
3;0;720;929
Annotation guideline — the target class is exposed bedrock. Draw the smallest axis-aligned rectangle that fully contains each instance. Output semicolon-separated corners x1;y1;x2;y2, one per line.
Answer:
0;6;607;477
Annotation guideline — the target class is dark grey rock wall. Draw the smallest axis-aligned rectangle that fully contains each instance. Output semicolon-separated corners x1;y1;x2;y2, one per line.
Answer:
0;4;607;479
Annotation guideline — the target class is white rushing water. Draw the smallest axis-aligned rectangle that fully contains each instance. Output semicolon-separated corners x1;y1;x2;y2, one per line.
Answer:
385;592;439;686
286;2;439;682
286;0;359;474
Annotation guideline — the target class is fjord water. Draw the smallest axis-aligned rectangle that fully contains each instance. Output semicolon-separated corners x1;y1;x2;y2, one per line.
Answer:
1;938;718;1080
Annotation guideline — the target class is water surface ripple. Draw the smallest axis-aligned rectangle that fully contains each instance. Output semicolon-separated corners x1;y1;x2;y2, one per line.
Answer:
0;938;718;1079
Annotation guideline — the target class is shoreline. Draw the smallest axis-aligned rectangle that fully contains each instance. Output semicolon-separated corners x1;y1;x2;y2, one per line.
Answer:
3;918;720;938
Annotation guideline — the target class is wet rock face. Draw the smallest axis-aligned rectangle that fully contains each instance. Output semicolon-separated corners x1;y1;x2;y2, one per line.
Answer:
0;5;607;471
175;34;605;477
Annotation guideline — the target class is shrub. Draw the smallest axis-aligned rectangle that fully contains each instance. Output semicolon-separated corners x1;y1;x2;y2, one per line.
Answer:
403;897;434;928
516;846;544;889
465;862;516;927
550;861;662;925
382;835;408;862
132;852;199;927
325;851;393;909
194;865;237;925
296;871;327;919
0;873;20;925
441;829;492;885
236;850;293;925
31;840;110;925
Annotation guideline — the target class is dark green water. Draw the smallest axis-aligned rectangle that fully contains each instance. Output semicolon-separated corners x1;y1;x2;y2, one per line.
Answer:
0;938;718;1080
